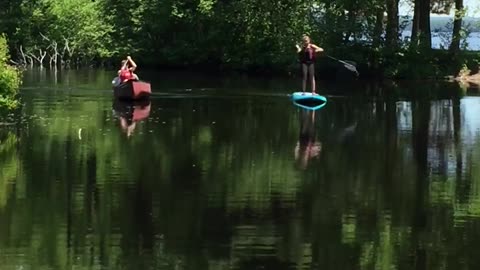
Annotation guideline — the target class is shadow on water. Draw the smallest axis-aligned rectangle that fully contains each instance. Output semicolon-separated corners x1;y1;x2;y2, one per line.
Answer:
3;69;480;269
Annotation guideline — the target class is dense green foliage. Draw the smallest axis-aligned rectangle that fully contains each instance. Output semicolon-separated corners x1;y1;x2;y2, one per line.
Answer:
0;35;21;109
0;0;479;78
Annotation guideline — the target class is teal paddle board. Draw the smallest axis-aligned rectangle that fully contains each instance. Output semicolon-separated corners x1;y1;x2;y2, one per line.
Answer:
291;92;327;110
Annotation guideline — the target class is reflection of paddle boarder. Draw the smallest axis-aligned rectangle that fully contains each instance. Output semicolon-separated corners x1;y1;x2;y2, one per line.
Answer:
295;110;322;169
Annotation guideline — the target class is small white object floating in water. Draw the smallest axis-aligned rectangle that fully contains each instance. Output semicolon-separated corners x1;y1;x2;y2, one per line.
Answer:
291;92;327;110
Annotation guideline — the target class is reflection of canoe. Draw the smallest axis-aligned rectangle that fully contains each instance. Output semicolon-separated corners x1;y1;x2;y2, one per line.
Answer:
112;79;151;100
291;92;327;110
112;99;151;123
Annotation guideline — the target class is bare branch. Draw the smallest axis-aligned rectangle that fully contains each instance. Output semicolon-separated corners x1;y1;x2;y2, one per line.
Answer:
9;59;20;66
39;32;50;42
19;45;27;65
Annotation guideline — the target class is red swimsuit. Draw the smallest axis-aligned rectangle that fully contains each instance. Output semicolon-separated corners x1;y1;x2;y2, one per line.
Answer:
300;45;315;64
119;68;133;82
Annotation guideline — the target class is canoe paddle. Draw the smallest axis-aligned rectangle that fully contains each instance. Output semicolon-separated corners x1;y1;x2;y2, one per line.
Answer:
326;55;359;76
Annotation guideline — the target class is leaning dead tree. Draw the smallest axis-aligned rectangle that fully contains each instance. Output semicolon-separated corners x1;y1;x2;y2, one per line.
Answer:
17;45;32;67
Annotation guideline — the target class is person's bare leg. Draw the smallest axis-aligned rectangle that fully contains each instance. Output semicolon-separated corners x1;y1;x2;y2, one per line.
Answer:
302;64;308;93
309;64;316;93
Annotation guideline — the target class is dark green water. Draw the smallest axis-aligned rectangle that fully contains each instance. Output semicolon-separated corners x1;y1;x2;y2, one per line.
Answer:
1;69;480;270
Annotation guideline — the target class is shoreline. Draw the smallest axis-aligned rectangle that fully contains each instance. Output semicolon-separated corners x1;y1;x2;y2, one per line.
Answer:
453;73;480;88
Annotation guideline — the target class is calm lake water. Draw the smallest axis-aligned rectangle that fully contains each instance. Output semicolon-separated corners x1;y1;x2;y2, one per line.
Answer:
432;32;480;50
403;31;480;50
2;69;480;270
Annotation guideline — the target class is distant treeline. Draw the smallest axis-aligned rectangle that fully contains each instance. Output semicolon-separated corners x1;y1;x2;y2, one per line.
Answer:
0;0;479;79
401;16;480;32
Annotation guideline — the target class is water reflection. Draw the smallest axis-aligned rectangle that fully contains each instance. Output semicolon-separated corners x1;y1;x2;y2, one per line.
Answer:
0;129;18;209
112;99;151;137
4;70;480;269
295;109;321;169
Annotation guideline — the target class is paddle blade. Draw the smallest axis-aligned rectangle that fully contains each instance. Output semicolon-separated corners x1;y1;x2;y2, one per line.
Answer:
327;55;359;76
337;60;359;76
343;62;359;75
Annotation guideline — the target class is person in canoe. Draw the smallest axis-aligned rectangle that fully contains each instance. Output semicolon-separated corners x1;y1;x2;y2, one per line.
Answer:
118;56;139;83
295;35;324;94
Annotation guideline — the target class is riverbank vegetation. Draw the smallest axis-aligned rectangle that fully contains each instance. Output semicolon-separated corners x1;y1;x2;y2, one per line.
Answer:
0;35;21;109
0;0;479;79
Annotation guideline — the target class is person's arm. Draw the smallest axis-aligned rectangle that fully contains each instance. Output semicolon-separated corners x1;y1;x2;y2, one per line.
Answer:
295;44;301;53
121;59;129;70
127;56;137;71
311;44;324;53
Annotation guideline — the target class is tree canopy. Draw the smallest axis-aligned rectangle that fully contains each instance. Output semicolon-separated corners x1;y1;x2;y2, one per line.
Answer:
0;0;478;78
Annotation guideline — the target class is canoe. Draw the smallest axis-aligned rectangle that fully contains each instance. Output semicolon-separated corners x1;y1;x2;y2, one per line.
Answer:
291;92;327;110
112;78;151;100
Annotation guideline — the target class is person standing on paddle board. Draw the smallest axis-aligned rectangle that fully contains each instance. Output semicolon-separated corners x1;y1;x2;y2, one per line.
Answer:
296;35;324;94
118;56;138;83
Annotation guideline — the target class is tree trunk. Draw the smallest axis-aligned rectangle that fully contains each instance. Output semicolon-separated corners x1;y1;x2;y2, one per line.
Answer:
386;0;399;48
419;0;432;48
449;0;464;54
412;0;420;45
373;7;384;47
412;0;431;48
371;7;384;70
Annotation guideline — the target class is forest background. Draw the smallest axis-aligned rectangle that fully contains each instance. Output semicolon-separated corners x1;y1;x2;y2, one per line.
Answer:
0;0;479;79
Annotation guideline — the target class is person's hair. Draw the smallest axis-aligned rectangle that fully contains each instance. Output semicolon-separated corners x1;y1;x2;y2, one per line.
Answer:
302;35;311;42
121;60;128;66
